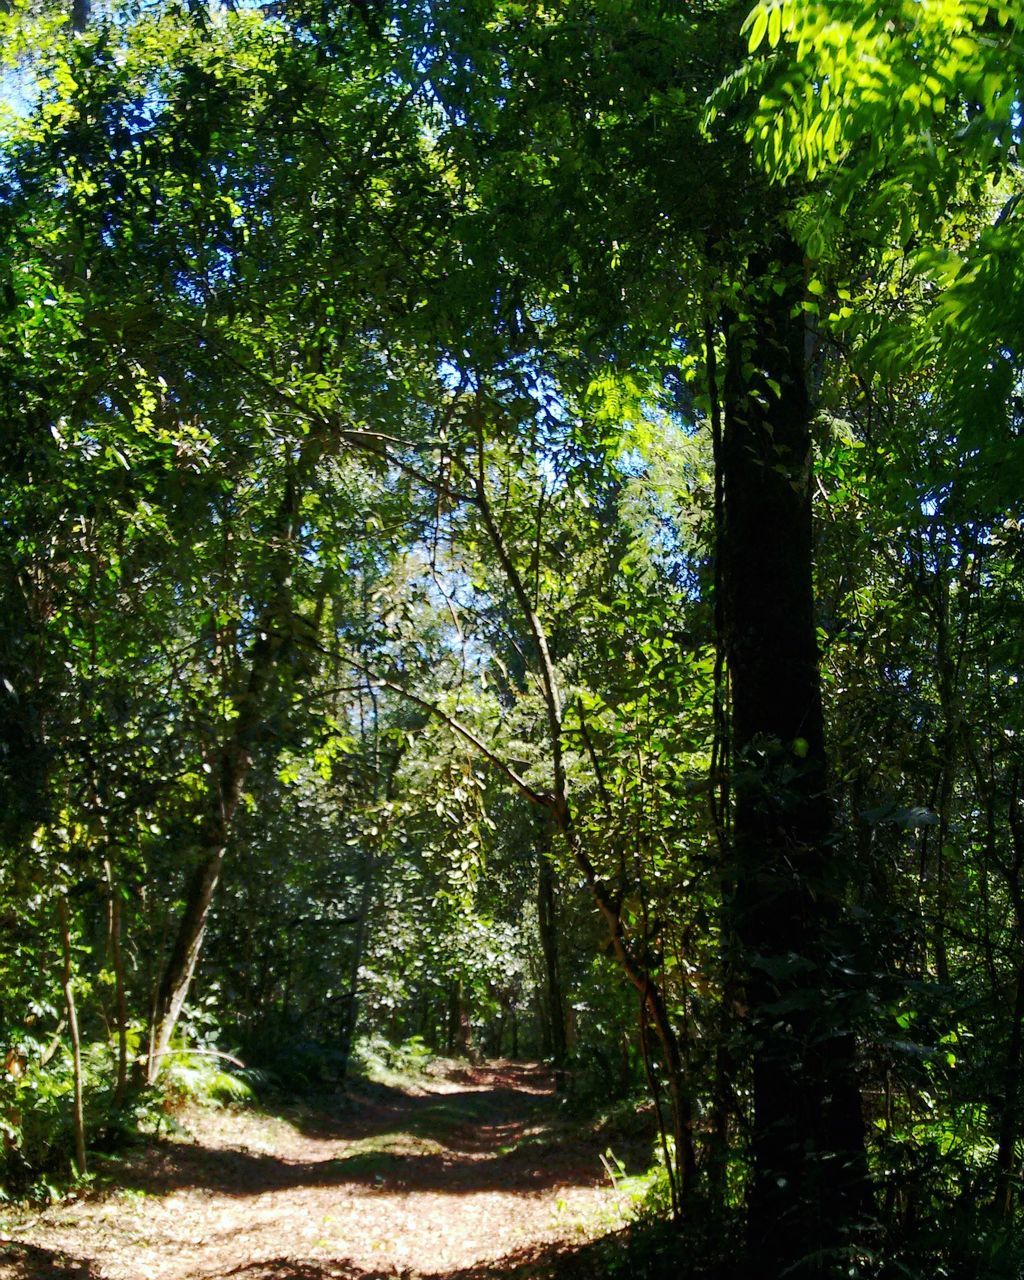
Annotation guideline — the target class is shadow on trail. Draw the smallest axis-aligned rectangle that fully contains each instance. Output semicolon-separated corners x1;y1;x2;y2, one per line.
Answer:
218;1235;622;1280
281;1061;554;1144
0;1241;98;1279
218;1225;681;1280
283;1086;543;1152
2;1063;638;1280
119;1137;590;1199
122;1062;600;1201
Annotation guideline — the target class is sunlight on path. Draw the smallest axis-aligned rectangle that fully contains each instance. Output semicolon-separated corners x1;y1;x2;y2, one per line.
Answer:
0;1063;632;1280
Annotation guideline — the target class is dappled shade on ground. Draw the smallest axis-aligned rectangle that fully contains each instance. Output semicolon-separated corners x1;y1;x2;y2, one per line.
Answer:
0;1063;644;1280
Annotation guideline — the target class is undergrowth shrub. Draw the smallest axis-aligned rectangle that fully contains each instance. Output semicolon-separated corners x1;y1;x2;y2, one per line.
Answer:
0;1016;263;1199
352;1032;433;1078
237;1021;348;1091
565;1041;640;1112
159;1048;263;1109
0;1034;145;1198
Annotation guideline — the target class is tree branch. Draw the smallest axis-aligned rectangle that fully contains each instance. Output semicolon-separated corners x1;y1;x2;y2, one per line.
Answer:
338;653;550;808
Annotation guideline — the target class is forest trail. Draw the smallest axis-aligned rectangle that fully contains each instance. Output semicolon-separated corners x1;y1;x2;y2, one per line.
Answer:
0;1063;636;1280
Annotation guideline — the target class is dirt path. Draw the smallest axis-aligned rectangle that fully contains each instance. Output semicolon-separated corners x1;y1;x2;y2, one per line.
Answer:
0;1062;636;1280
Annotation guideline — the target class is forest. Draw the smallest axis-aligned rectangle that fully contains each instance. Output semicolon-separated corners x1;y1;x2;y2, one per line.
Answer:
0;1;1022;1277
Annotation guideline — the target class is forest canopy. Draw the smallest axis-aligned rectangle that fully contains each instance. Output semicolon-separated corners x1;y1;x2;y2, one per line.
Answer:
1;1;1023;1278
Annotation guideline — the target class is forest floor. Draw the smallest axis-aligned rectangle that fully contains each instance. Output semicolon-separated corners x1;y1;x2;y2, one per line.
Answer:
0;1061;649;1280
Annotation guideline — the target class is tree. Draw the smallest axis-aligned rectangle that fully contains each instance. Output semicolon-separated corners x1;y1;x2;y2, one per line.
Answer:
5;4;1024;1274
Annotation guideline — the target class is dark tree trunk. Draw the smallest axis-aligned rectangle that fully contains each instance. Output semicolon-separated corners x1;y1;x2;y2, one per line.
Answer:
146;633;281;1081
338;844;374;1078
720;239;870;1276
447;977;472;1056
995;779;1024;1215
58;896;87;1177
106;866;129;1108
145;466;306;1081
455;977;473;1058
147;842;230;1082
536;844;567;1089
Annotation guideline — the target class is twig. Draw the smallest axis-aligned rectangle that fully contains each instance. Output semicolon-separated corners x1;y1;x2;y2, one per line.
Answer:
148;1047;247;1069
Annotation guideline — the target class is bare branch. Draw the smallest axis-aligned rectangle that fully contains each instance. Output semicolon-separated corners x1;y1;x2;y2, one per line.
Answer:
337;654;550;809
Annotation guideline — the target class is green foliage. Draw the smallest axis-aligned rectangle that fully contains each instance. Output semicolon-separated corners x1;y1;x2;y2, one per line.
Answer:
159;1052;257;1110
351;1034;434;1081
0;1037;132;1196
712;0;1024;452
2;0;1024;1273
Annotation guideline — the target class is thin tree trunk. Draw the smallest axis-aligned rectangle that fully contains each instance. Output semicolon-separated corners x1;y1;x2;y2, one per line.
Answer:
719;238;870;1276
107;870;129;1108
995;779;1024;1215
995;955;1024;1217
147;616;290;1080
58;896;87;1177
148;840;230;1083
146;462;309;1081
536;843;567;1090
454;976;473;1057
338;844;374;1077
930;596;958;985
338;742;404;1075
565;827;699;1196
638;995;681;1220
465;444;697;1191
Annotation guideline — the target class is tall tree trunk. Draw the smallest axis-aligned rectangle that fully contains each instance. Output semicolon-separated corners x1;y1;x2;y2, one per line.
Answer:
995;777;1024;1215
995;955;1024;1217
147;843;229;1083
720;239;870;1276
536;842;567;1090
105;863;129;1108
147;728;260;1082
338;843;374;1078
146;462;307;1081
58;895;87;1177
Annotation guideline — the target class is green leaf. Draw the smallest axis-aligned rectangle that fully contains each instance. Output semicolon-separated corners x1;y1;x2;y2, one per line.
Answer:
767;4;782;49
747;6;769;53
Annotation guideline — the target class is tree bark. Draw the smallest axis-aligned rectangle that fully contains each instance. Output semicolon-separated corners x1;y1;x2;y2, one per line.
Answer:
107;869;129;1108
536;842;567;1089
995;776;1024;1215
720;240;870;1276
145;461;308;1081
147;842;229;1083
58;895;87;1177
338;842;374;1078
